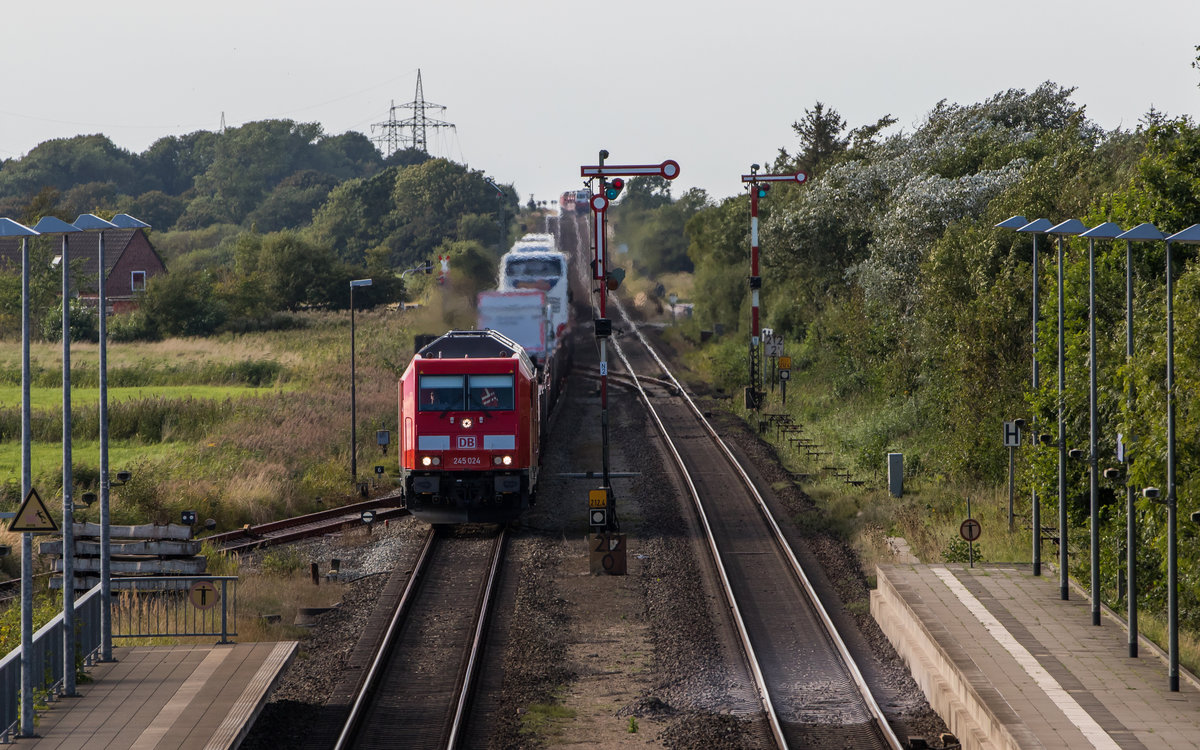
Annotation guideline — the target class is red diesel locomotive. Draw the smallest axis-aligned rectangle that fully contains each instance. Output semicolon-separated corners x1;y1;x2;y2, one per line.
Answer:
398;329;542;524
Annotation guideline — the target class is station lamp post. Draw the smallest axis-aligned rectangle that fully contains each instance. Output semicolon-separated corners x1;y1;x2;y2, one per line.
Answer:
998;215;1052;575
1116;221;1164;659
32;215;84;697
74;212;149;661
1079;221;1123;626
1045;219;1086;601
350;279;373;485
1161;223;1200;692
2;217;40;738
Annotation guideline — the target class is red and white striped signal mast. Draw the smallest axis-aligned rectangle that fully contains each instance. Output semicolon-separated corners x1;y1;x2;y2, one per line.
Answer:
740;165;807;409
580;151;680;530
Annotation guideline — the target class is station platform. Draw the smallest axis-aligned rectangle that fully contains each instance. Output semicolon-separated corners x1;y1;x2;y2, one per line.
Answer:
872;564;1200;749
10;641;295;750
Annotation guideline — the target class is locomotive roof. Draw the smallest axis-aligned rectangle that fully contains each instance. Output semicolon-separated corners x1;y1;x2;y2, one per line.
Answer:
416;329;533;367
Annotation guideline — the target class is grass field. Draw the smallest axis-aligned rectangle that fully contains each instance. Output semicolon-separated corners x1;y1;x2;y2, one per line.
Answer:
0;384;287;410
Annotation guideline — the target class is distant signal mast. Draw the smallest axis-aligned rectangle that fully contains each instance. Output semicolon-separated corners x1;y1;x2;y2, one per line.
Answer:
371;69;455;158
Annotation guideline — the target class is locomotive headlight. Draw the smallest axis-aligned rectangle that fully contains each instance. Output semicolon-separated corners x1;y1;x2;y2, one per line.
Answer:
460;418;472;429
432;456;441;466
492;456;503;466
502;455;513;466
421;456;432;467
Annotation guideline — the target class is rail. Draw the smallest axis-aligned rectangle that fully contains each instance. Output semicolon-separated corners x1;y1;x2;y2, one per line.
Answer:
0;584;103;744
612;296;904;750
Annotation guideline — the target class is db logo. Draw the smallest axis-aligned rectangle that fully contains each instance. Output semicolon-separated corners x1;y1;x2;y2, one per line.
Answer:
456;435;476;450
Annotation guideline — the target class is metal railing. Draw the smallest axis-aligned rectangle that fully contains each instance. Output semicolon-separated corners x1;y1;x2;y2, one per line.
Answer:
111;576;238;643
1;584;103;744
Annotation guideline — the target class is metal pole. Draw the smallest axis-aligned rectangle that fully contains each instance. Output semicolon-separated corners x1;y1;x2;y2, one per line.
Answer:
1056;235;1068;600
1008;446;1015;532
968;496;974;569
98;230;113;660
20;236;34;737
748;188;762;409
1032;233;1041;576
61;234;77;696
350;284;357;484
1165;239;1178;691
1088;237;1100;626
1125;238;1137;657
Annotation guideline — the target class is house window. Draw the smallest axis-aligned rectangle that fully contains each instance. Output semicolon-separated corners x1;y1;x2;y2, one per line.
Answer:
131;270;146;292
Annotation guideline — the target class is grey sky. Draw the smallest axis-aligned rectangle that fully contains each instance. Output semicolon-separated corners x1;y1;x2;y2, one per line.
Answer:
3;0;1197;205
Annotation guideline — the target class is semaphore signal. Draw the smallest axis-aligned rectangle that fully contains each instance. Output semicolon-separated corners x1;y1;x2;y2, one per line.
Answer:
740;165;808;410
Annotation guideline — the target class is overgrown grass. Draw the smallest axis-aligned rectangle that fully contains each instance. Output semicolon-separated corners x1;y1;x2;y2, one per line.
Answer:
0;307;416;531
0;384;287;410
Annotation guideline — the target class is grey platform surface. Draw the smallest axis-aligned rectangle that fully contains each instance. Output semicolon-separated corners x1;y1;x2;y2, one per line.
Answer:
872;564;1200;749
11;641;295;750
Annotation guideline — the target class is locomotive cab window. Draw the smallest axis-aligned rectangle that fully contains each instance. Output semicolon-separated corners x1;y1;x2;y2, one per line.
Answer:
419;374;466;411
468;374;515;411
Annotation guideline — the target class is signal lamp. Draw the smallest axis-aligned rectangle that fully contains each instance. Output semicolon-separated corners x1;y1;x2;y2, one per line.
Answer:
604;178;625;201
756;183;770;199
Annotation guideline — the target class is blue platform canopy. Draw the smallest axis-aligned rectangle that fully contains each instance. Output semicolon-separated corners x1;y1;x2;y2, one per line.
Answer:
33;216;82;234
1165;224;1200;244
1046;219;1088;236
0;218;38;237
1017;218;1054;233
995;215;1028;229
1116;223;1165;241
72;213;118;231
110;213;150;229
1081;222;1124;239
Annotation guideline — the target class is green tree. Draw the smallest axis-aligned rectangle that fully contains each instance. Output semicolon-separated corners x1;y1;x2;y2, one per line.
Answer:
790;102;849;174
0;135;139;199
139;269;227;337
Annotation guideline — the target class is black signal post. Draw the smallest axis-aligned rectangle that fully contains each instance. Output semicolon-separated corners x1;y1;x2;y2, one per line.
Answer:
739;166;807;409
580;153;680;530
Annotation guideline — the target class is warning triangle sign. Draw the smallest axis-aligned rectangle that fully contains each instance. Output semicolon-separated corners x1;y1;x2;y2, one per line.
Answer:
8;488;58;534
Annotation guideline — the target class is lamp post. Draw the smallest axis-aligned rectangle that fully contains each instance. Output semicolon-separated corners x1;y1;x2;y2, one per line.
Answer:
1045;219;1086;600
1079;221;1122;627
74;213;149;661
998;215;1052;573
1;217;40;738
32;216;84;696
1161;223;1200;692
350;279;373;485
1116;222;1164;659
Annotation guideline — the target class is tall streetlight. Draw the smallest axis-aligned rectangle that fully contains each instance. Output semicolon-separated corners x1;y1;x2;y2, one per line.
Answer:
1161;223;1200;692
33;215;83;697
350;278;373;486
1116;221;1164;659
2;217;40;738
74;212;149;661
1046;219;1086;600
1080;221;1123;626
998;215;1051;575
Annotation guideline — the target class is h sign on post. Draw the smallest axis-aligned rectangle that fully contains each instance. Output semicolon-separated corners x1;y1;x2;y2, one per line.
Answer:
1003;421;1022;448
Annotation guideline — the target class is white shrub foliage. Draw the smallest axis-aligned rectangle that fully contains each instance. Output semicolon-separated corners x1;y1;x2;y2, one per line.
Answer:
768;82;1083;314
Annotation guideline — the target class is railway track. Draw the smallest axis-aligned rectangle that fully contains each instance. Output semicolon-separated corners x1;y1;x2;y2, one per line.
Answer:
605;294;904;749
207;496;409;554
334;525;506;749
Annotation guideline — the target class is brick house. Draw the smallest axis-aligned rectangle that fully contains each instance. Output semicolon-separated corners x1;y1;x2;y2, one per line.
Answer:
0;228;166;314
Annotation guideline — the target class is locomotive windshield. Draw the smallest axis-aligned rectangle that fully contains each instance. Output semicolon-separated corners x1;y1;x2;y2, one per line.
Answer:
419;374;465;411
418;373;515;411
468;374;515;411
